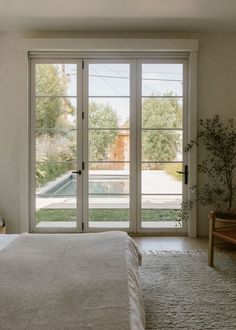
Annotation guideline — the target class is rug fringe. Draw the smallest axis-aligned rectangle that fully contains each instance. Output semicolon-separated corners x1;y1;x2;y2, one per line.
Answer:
142;249;230;256
143;249;208;256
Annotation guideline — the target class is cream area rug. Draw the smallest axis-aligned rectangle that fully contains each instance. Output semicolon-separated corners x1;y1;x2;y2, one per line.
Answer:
139;251;236;330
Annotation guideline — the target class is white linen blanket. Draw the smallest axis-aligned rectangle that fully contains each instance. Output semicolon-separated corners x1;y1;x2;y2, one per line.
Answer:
0;232;144;330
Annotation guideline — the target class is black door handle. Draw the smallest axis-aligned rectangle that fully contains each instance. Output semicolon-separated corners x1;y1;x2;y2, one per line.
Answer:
72;170;82;175
176;165;188;184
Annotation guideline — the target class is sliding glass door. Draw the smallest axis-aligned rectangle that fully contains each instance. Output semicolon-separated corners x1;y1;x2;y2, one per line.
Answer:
30;56;188;233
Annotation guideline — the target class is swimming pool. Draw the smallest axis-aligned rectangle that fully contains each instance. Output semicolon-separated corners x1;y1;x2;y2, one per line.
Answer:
38;174;129;197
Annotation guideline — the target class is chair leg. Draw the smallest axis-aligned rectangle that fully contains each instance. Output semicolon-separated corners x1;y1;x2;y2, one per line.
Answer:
208;211;215;267
208;234;214;267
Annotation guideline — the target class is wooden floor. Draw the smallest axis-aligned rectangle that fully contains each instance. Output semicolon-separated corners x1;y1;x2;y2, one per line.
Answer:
1;235;235;261
133;236;236;261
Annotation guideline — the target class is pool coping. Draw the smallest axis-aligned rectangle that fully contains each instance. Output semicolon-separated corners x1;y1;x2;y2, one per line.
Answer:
37;171;73;195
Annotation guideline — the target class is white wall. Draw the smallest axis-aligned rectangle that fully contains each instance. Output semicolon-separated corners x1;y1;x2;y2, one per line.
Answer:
0;32;236;236
197;33;236;235
0;33;21;233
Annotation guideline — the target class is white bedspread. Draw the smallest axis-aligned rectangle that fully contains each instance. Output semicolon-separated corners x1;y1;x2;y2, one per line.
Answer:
0;232;145;330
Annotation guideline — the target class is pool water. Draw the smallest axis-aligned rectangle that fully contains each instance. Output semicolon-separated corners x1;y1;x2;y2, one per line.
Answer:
42;175;129;197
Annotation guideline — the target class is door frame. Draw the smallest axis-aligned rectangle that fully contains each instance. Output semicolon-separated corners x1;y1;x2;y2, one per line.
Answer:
29;51;197;236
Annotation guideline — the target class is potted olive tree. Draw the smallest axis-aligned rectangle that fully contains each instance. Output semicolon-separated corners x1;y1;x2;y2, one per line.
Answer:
180;115;236;223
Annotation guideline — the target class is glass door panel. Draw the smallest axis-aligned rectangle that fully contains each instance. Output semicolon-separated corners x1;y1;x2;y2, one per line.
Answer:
86;63;131;229
140;62;186;229
33;62;79;230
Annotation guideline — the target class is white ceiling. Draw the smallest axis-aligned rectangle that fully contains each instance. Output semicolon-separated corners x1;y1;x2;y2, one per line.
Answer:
1;0;236;33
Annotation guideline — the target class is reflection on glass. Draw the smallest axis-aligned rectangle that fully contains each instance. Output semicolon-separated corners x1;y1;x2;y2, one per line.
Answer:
36;97;76;131
142;130;182;161
89;98;130;128
89;130;130;162
142;64;183;97
36;64;77;96
142;98;182;129
89;64;130;96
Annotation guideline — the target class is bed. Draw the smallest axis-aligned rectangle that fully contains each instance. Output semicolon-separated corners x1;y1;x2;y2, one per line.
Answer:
0;232;145;330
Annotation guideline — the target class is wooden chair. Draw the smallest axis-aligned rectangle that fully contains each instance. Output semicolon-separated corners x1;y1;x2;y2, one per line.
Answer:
208;211;236;267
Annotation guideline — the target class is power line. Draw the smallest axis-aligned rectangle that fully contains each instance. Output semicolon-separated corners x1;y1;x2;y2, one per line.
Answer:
90;74;182;82
92;68;122;96
102;64;167;94
66;72;182;82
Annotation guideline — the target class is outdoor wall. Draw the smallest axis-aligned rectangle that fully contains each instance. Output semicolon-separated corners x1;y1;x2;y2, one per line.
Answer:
0;31;236;235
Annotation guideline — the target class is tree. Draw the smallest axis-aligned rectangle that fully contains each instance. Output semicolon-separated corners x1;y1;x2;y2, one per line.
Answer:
89;101;119;162
35;64;75;134
180;115;236;222
142;97;182;163
35;64;76;186
191;115;236;212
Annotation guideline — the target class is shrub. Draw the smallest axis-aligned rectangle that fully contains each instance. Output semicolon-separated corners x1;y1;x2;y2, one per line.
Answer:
164;163;182;180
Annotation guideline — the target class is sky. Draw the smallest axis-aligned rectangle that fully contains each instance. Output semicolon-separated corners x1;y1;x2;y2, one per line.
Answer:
61;62;183;127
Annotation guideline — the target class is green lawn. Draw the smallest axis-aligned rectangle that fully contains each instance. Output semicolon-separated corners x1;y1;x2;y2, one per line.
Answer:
36;208;180;224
